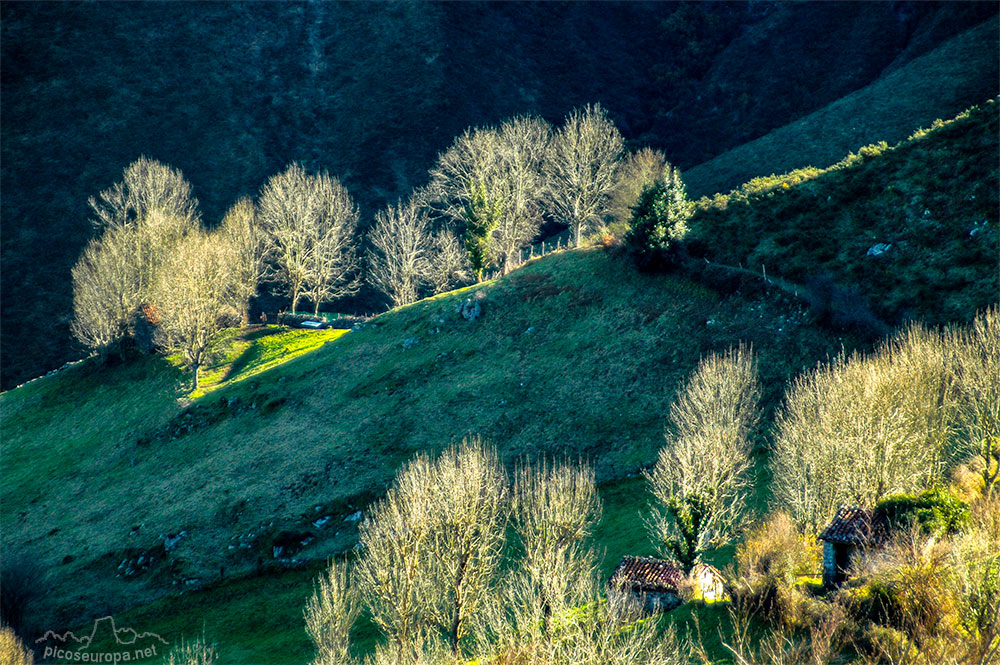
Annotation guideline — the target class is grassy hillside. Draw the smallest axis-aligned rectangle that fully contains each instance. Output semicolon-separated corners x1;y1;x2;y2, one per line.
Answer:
687;99;999;328
683;18;1000;197
3;91;997;661
2;248;864;637
63;476;675;665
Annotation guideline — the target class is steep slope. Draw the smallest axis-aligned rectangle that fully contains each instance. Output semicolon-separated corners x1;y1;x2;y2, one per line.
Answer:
5;98;999;638
687;100;999;328
647;1;998;168
683;18;1000;197
2;248;859;630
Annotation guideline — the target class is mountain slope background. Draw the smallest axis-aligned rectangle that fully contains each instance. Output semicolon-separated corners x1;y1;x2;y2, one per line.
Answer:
2;0;997;390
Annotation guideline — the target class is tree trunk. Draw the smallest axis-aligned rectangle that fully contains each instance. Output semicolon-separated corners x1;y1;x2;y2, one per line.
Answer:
449;613;461;656
191;362;200;391
314;299;320;316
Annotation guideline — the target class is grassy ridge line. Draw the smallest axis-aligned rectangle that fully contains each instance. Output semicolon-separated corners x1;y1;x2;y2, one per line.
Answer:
687;99;998;328
683;18;999;198
0;249;856;631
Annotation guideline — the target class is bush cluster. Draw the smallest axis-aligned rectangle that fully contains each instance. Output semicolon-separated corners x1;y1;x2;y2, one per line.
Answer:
874;488;970;538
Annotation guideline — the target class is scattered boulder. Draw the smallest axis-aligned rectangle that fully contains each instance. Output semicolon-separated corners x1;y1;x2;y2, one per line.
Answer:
866;243;892;257
402;337;419;349
163;531;187;553
115;543;167;578
460;298;482;321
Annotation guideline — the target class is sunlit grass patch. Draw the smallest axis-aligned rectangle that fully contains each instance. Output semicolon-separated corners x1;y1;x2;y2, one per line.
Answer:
167;326;349;399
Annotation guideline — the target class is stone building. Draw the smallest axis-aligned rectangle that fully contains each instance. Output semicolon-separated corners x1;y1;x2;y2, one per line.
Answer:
818;505;887;587
607;555;683;615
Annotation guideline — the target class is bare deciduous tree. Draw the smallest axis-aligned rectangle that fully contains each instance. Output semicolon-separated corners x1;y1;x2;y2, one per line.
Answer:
425;229;471;295
89;156;200;234
512;460;602;631
71;227;137;358
259;164;360;314
302;172;360;315
304;559;359;665
772;324;962;532
424;441;508;655
355;440;507;658
426;127;508;282
646;345;761;571
218;198;270;325
493;116;552;275
368;200;433;308
354;461;434;660
72;159;200;356
543;104;624;247
609;147;669;229
154;232;238;391
426;116;553;279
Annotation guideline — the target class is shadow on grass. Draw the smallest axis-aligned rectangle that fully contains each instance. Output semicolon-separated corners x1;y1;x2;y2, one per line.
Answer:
221;343;265;383
238;326;286;343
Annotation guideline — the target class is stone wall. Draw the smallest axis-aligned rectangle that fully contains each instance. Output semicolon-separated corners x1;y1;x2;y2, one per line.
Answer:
823;541;837;587
608;587;682;615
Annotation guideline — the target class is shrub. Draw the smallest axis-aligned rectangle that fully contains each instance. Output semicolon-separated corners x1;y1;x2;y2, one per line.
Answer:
846;531;965;652
874;489;970;538
164;636;217;665
732;513;820;623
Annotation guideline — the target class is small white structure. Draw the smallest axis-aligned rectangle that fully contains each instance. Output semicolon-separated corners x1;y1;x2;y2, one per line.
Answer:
690;563;726;602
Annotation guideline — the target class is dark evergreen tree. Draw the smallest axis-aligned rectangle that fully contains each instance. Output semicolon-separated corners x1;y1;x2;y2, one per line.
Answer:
623;167;690;271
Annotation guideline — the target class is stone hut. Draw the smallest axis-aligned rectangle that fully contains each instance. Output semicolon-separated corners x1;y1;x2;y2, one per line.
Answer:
607;555;683;615
818;506;887;587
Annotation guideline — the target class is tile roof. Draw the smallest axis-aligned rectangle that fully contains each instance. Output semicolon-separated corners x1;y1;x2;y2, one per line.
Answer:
819;506;886;544
608;556;682;593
